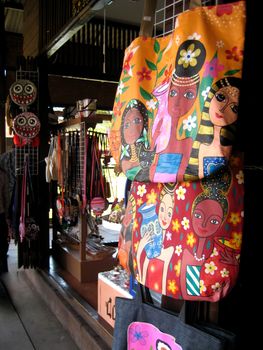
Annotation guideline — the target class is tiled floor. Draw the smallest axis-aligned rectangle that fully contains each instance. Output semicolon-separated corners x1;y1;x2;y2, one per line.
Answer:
0;242;79;350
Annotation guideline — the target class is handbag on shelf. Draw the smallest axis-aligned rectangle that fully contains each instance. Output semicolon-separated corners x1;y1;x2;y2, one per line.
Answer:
109;1;246;182
112;283;234;350
120;157;244;302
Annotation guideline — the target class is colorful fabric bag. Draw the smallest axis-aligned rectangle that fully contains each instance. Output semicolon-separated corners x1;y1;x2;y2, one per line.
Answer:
109;1;246;182
122;157;243;302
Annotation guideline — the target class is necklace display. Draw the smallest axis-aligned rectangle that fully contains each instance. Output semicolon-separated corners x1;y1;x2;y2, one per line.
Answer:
194;252;205;262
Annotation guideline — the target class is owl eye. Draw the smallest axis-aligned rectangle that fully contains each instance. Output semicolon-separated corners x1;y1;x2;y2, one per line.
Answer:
24;84;34;94
17;116;26;126
28;117;37;127
13;84;23;94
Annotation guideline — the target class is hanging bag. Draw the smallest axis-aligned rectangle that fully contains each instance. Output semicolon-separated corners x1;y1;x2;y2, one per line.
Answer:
109;1;246;182
112;283;234;350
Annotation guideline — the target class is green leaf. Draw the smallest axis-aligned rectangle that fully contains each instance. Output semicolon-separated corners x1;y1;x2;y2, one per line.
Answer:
224;69;240;76
146;59;157;71
157;49;164;64
122;87;129;94
122;76;131;83
157;65;167;79
154;40;160;54
148;111;154;119
186;202;190;211
140;87;152;101
179;123;184;136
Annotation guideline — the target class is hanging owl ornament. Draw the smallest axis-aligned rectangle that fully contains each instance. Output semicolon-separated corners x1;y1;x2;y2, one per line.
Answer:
9;79;37;107
13;112;41;146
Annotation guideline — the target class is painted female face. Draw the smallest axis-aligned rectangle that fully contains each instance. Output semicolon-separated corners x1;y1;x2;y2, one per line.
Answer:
192;199;224;238
168;83;198;119
209;86;240;127
158;193;174;230
123;108;143;145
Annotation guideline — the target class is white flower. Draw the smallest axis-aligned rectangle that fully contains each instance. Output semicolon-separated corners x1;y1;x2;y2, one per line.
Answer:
236;170;244;184
188;32;201;40
137;184;146;197
166;231;172;241
181;217;190;230
146;99;157;110
220;268;229;278
202;86;211;100
117;81;124;95
175;244;182;256
211;247;219;257
212;282;221;292
175;35;181;46
216;40;224;48
205;261;218;275
182;115;197;132
176;185;186;200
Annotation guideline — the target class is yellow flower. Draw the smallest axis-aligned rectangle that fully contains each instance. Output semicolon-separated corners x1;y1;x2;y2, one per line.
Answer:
200;280;207;293
172;219;181;232
186;232;196;248
137;198;143;206
167;280;179;294
230;232;242;249
228;212;241;226
146;189;157;204
181;181;190;188
133;259;137;270
174;260;181;277
178;43;201;68
133;219;139;230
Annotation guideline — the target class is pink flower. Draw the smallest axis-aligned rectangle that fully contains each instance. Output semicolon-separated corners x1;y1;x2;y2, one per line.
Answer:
203;57;224;78
137;67;152;82
123;52;133;73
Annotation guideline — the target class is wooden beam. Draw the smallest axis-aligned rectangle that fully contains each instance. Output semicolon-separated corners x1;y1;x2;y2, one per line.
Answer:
139;0;157;37
42;0;111;58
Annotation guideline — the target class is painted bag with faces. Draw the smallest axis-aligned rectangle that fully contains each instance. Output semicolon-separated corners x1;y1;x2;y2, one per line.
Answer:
109;1;246;183
125;156;244;302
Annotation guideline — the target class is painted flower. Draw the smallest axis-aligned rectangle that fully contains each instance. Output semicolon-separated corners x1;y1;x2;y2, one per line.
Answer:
181;217;190;230
167;280;179;294
200;280;207;293
137;198;143;206
113;101;122;118
175;244;182;256
230;232;242;249
163;64;173;83
175;185;186;200
137;184;146;197
236;170;244;184
137;66;152;82
212;282;222;292
117;81;124;95
134;219;138;230
205;261;218;275
182;115;197;132
181;181;190;188
211;247;219;257
225;46;243;62
172;219;181;232
216;40;225;48
174;260;181;277
146;99;157;110
178;43;201;68
201;86;211;100
203;57;224;78
146;189;157;204
166;231;172;241
188;32;201;40
133;259;137;270
129;324;149;345
186;232;196;248
216;4;233;17
134;241;139;253
220;268;229;278
123;45;139;76
228;212;241;226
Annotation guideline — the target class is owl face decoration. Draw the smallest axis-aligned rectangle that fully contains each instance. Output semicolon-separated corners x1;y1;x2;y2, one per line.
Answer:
9;79;37;107
13;112;41;139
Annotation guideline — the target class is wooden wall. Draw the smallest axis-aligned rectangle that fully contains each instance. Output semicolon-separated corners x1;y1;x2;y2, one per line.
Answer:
23;0;39;57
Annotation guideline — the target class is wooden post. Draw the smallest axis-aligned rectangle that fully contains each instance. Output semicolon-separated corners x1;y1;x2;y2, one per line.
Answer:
139;0;157;37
